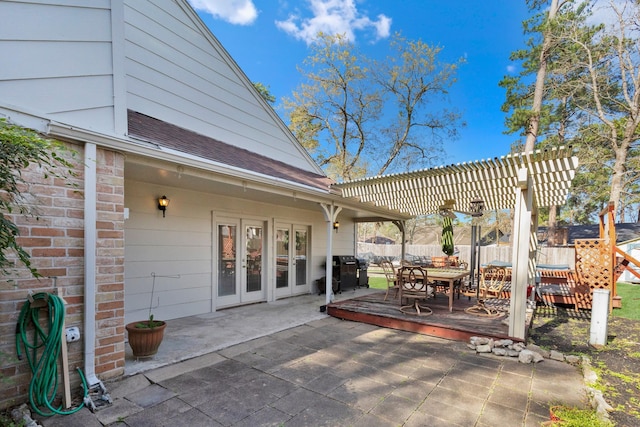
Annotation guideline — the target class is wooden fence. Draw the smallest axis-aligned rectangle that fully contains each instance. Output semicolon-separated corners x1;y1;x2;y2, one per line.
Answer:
357;243;576;269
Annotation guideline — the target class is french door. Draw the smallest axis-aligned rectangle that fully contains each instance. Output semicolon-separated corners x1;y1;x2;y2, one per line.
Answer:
275;224;309;298
216;218;265;307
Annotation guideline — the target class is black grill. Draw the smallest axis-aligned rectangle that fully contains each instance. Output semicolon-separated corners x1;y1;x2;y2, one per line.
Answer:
332;255;357;291
356;258;369;288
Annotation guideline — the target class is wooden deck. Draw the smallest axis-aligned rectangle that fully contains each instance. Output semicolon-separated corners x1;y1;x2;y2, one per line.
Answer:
327;291;527;343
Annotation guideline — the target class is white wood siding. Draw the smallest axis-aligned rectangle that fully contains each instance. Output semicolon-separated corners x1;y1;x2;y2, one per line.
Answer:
123;0;319;173
2;0;323;176
124;180;335;322
0;1;115;132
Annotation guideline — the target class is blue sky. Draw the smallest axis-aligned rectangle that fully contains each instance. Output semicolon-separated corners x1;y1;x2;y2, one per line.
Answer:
189;0;531;166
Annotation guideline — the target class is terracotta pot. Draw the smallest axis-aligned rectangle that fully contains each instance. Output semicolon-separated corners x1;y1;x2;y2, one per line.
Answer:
126;320;166;358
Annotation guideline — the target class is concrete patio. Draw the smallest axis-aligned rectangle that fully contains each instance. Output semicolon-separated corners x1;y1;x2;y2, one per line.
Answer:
39;289;588;426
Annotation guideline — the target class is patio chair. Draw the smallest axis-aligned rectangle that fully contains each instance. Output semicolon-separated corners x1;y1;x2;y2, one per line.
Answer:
399;266;433;316
380;260;400;301
462;265;508;317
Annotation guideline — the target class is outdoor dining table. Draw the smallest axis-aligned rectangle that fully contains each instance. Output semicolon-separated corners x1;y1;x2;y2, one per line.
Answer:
399;267;470;312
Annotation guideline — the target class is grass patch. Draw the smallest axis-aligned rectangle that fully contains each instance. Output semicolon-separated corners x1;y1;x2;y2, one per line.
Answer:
613;282;640;320
549;405;614;426
367;276;387;290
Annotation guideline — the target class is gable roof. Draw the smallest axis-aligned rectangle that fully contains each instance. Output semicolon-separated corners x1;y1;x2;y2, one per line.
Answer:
333;146;579;216
127;110;334;192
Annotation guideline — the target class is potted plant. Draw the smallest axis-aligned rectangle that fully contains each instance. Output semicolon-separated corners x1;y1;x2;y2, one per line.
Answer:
126;273;169;358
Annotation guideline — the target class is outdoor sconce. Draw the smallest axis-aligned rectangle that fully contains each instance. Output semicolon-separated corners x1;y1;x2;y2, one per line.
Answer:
469;196;485;217
158;195;170;217
333;221;340;232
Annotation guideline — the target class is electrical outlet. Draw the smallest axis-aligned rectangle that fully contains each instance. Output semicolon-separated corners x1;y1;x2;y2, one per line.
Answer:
65;326;80;343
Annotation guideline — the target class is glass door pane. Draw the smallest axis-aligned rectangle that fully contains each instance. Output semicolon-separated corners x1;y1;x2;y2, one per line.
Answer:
245;225;263;293
276;228;289;289
218;224;237;297
295;229;308;287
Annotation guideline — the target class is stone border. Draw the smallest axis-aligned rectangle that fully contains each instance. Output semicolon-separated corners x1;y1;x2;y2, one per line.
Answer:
468;337;613;423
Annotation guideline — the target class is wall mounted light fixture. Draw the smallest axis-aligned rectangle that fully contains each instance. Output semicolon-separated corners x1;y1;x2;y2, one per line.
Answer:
158;195;170;217
333;221;340;232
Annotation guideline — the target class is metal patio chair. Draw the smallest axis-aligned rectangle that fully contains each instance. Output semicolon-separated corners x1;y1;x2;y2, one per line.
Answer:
380;260;400;301
462;265;508;317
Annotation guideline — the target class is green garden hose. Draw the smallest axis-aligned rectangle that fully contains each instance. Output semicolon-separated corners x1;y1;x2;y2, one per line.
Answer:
15;292;88;417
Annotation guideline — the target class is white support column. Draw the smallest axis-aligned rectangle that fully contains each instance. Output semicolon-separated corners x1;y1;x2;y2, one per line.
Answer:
509;168;533;339
320;203;341;308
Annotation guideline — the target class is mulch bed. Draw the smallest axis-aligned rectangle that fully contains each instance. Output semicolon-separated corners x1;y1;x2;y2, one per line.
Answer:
529;306;640;426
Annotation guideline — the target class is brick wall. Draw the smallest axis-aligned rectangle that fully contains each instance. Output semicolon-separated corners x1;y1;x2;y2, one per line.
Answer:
94;148;125;378
0;142;125;410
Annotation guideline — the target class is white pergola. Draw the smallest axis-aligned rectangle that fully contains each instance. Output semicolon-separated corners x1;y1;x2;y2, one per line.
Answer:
333;146;579;339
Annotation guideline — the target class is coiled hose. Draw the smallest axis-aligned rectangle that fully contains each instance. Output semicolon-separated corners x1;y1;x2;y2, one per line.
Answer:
15;292;88;417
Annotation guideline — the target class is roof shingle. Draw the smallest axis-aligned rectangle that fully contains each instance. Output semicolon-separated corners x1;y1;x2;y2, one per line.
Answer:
127;110;333;192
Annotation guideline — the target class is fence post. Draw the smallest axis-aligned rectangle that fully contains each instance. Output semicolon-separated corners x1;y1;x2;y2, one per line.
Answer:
589;289;610;346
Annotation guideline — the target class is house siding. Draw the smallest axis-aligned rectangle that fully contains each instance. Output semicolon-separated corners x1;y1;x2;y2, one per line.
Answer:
123;179;346;321
0;1;115;132
0;0;321;175
123;0;318;172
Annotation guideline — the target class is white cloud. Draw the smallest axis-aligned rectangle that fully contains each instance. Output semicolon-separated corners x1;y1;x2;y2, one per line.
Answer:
506;65;516;74
189;0;258;25
275;0;392;45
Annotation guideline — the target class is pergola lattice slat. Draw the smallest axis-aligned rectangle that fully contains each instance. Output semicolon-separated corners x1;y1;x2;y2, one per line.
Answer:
333;147;579;217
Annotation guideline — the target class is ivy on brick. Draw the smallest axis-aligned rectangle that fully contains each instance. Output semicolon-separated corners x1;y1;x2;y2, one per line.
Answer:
0;118;77;277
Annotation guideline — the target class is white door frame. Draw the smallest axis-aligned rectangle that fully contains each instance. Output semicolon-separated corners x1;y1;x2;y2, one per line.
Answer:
213;216;267;308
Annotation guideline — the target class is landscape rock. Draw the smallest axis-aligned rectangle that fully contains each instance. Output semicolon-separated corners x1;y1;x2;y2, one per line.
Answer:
525;343;549;358
470;336;491;346
476;344;492;353
492;348;507;356
565;355;580;365
532;351;545;363
518;349;535;364
512;342;526;352
11;404;40;427
550;350;565;361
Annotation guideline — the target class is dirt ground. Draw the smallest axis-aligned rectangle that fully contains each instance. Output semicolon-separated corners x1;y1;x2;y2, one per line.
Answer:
529;306;640;427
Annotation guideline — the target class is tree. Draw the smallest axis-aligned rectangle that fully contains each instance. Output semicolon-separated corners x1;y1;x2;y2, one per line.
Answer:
253;82;275;105
563;1;640;220
500;0;578;149
285;32;465;181
499;0;577;239
0;119;76;277
524;0;570;151
502;0;640;223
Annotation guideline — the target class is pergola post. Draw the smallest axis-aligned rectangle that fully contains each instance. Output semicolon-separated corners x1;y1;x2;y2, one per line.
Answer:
320;203;341;308
392;220;406;261
509;168;534;339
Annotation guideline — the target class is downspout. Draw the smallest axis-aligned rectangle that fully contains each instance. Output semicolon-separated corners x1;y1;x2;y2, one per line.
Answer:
84;142;100;387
